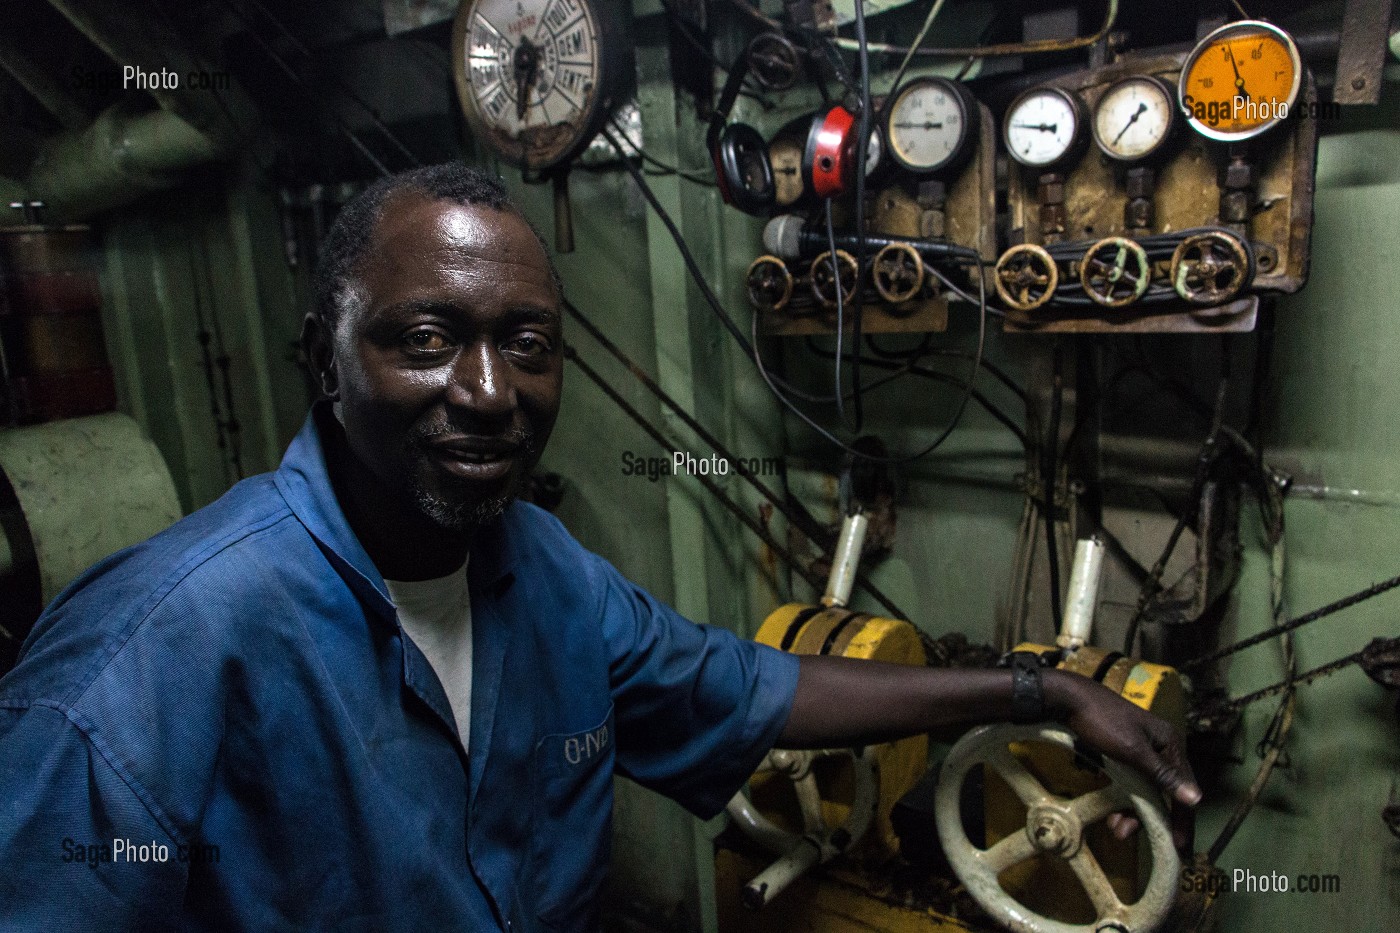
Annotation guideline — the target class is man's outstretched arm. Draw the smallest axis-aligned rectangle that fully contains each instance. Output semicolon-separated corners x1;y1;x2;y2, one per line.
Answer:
777;655;1201;810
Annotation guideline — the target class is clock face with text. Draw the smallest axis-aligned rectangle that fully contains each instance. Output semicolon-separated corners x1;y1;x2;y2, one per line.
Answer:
452;0;623;170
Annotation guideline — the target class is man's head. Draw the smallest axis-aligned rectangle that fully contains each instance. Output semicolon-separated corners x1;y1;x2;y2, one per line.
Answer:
305;164;565;533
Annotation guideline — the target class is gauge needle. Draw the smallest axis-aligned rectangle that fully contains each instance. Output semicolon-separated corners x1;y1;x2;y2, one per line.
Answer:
894;121;944;130
1113;103;1147;144
1013;122;1059;133
513;38;540;121
1226;44;1250;101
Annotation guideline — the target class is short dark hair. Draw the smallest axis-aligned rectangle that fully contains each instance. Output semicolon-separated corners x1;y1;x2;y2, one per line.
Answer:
311;163;562;333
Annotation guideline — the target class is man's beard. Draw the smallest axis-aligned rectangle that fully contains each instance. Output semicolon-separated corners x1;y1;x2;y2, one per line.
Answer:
405;422;538;532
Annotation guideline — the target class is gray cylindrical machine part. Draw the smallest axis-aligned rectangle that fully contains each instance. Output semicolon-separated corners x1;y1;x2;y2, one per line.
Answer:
0;413;181;603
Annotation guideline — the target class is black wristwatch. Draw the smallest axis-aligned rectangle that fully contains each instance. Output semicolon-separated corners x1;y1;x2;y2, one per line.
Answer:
996;650;1061;724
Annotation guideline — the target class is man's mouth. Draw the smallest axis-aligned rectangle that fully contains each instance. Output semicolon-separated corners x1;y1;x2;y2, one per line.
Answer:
424;436;526;482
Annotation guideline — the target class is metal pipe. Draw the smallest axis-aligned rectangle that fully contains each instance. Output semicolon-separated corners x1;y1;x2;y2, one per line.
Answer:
1058;536;1104;651
18;103;221;223
821;512;868;609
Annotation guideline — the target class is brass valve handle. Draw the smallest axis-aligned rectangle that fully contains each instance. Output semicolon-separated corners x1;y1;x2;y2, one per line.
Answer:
809;249;860;311
1170;231;1251;305
872;242;926;304
1079;237;1152;308
995;243;1060;312
746;255;795;312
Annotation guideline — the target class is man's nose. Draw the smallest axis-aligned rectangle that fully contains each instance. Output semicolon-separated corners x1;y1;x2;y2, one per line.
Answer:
446;341;515;419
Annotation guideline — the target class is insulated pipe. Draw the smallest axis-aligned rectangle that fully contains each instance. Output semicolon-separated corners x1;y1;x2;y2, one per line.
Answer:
1058;536;1105;652
821;512;868;609
18;103;221;223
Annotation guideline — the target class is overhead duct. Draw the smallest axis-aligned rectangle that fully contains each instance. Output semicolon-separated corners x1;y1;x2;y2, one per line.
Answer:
0;0;258;224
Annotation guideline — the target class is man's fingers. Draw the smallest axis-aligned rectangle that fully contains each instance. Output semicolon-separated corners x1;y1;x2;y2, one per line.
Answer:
1146;719;1201;805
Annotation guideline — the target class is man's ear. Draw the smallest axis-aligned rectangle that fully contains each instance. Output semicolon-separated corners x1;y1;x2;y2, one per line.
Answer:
300;313;339;400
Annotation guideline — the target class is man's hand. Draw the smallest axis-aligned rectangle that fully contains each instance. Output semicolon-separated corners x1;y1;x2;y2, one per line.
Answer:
1046;670;1201;850
779;655;1202;850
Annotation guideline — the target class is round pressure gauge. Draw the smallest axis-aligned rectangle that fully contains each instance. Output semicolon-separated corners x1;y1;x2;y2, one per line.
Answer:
1004;86;1088;169
1178;19;1302;142
768;132;806;208
452;0;627;170
1093;75;1177;161
884;76;978;174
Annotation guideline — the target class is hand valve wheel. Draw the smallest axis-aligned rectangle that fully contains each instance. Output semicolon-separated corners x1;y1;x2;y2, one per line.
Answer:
725;747;877;909
935;724;1180;933
746;255;795;312
872;242;926;304
1170;231;1251;305
995;244;1060;312
810;249;860;311
1079;237;1151;308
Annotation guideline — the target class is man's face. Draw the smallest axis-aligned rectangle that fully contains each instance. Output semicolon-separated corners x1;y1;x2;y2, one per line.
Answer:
328;193;563;531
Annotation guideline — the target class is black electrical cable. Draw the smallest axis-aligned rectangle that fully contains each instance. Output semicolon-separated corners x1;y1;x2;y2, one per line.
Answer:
1043;342;1065;632
826;199;854;428
607;117;715;185
240;0;422;168
849;0;874;432
655;0;720;67
562;338;912;620
563;342;827;593
221;0;393;177
1121;362;1232;655
603;127;754;357
1183;571;1400;673
749;268;987;465
563;307;911;616
804;340;1030;451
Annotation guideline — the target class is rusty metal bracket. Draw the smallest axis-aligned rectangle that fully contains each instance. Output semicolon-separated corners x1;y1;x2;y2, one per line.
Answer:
1333;0;1395;105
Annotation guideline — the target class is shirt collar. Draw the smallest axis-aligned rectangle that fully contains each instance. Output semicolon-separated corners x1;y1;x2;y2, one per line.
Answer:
273;402;518;619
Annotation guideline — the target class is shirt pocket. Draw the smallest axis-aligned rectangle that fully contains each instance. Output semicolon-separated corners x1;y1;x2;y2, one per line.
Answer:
530;703;615;930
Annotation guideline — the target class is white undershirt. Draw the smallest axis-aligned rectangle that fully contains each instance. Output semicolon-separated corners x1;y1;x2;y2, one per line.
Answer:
385;560;473;751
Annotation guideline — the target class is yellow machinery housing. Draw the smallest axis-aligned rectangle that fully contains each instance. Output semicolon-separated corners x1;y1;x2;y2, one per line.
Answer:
716;618;1188;933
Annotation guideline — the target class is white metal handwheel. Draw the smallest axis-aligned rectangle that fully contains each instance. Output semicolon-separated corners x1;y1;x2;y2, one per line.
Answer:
725;747;877;908
934;724;1180;933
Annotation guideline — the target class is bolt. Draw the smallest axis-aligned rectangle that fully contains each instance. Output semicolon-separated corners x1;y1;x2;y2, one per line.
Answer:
1353;77;1366;91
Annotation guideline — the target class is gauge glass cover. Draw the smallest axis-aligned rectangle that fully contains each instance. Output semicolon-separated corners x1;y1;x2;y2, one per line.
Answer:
769;136;805;207
1005;88;1084;168
886;77;972;173
1178;20;1301;142
1093;75;1175;161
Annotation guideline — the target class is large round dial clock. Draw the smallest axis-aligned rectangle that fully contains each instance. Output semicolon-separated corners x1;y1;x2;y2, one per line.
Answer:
452;0;627;171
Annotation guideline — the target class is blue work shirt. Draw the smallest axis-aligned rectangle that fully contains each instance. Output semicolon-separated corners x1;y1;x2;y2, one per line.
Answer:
0;404;800;931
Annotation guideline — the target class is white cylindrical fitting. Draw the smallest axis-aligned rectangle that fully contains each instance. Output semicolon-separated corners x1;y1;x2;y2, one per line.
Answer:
822;512;869;608
1057;536;1105;651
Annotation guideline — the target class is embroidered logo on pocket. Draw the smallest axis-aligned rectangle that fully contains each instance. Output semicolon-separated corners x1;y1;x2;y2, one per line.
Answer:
563;723;609;766
536;704;615;778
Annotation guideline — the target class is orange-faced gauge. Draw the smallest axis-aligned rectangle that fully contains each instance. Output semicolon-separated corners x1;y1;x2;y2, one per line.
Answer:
1178;20;1302;142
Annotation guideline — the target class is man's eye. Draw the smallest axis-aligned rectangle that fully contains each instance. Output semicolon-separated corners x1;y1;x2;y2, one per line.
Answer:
403;328;451;352
504;334;552;358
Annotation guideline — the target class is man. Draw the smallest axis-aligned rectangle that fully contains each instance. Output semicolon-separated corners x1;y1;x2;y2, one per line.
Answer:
0;164;1197;931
